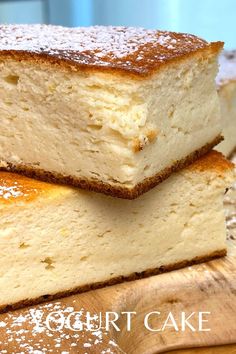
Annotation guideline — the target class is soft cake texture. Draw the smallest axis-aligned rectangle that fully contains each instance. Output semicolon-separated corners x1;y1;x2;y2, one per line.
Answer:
0;151;234;311
0;25;223;198
217;50;236;156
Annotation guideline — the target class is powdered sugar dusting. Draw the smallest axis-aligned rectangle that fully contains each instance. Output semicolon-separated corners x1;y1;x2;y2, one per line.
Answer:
0;183;24;200
0;163;235;351
0;172;55;203
0;300;123;353
0;24;208;76
0;177;36;202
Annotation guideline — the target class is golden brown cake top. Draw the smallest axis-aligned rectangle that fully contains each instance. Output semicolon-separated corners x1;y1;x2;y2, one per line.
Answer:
0;24;222;77
217;50;236;86
0;172;64;204
187;150;234;174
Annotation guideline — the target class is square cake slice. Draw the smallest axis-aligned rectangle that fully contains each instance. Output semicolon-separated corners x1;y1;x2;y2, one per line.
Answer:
217;50;236;157
0;25;223;199
0;151;234;312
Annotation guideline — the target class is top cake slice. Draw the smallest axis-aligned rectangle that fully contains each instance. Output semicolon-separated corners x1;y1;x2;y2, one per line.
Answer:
0;25;223;199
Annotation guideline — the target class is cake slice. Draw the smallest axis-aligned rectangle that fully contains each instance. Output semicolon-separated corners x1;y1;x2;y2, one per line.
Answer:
0;25;223;199
0;151;234;312
217;50;236;156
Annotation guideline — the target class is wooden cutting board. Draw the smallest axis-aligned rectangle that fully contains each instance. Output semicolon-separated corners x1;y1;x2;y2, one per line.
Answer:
0;166;235;354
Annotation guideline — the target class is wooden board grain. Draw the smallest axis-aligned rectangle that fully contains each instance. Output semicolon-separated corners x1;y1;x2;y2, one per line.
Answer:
0;163;235;353
168;345;236;354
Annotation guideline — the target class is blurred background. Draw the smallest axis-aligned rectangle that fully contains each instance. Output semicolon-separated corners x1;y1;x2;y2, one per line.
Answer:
0;0;235;48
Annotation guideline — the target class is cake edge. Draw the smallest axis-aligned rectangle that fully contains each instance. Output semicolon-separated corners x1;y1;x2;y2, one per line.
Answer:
229;147;236;159
0;248;226;314
0;41;223;79
0;135;223;200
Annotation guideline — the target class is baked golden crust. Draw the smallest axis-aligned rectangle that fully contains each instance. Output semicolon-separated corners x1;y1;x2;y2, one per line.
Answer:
0;135;229;200
187;150;235;174
0;25;223;78
0;249;226;313
0;171;61;204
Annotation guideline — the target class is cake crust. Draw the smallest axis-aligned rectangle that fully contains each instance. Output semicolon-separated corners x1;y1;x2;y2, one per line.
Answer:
0;171;61;204
0;25;223;78
0;135;224;200
0;249;226;313
187;149;234;173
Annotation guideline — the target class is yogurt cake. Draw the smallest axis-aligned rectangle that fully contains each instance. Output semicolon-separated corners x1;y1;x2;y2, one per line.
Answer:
217;50;236;156
0;151;234;312
0;25;223;199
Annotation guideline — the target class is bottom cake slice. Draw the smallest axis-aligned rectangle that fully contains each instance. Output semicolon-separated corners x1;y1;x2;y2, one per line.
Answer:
0;151;234;311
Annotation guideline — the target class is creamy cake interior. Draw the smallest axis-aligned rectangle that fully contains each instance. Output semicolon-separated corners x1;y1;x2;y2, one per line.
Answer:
217;51;236;156
0;151;234;311
0;25;223;198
